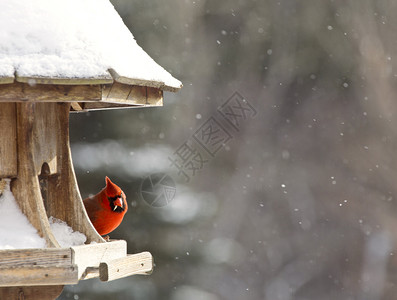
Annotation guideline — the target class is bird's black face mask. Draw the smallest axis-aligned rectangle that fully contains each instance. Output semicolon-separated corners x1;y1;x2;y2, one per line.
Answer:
108;194;125;213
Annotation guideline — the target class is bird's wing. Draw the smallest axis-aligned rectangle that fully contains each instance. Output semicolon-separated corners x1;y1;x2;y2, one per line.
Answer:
83;196;99;224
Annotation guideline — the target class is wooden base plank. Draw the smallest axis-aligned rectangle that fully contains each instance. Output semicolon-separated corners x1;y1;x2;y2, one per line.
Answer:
0;285;64;300
0;248;71;267
0;242;151;286
0;265;78;287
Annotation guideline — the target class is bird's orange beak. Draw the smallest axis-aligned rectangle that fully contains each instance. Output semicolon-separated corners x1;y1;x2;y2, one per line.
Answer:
114;197;123;208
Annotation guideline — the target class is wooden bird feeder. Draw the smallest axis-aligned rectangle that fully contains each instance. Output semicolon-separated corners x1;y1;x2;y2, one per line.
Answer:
0;1;181;299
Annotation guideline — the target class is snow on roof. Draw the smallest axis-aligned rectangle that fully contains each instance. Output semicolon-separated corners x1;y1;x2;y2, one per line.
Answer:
0;0;182;91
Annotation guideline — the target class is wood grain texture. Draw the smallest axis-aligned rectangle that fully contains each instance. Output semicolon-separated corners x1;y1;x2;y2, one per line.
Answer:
0;82;102;102
2;101;103;247
42;103;105;245
70;83;163;111
108;68;164;89
0;265;78;287
72;240;127;280
99;252;153;282
0;248;71;267
102;82;145;104
70;102;83;111
106;81;132;101
30;103;62;174
0;285;64;300
75;102;141;111
107;68;181;92
0;103;17;177
101;83;163;107
0;242;133;285
11;103;60;248
147;87;163;106
127;85;147;105
16;74;113;85
0;179;6;194
0;82;163;112
0;76;15;84
0;83;156;289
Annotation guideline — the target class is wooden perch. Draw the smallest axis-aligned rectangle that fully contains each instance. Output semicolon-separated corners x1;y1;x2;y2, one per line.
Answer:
99;252;153;282
0;241;152;287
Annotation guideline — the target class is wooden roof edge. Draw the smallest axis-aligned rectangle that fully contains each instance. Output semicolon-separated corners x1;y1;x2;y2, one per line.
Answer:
108;68;182;93
0;76;15;84
70;102;145;112
0;81;164;106
15;74;114;85
0;70;182;93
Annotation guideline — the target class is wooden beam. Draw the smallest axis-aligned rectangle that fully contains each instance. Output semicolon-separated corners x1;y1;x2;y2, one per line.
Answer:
42;103;105;244
105;82;132;102
127;85;147;105
11;103;60;248
101;83;163;107
99;252;153;282
76;102;142;111
0;82;163;110
0;103;17;177
70;102;83;111
0;179;6;195
0;248;71;267
147;87;163;106
0;265;78;287
102;82;146;104
0;82;102;102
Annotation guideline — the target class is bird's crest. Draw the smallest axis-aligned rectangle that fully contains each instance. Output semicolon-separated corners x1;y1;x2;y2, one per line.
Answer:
105;176;122;198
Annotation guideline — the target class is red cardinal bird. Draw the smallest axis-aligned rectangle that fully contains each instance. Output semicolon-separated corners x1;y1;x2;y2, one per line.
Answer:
83;177;128;236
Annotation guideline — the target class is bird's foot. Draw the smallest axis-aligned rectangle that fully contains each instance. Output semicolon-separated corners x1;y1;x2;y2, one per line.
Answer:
103;235;110;241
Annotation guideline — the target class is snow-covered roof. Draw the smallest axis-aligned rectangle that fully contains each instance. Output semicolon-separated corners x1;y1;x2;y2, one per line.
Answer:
0;0;182;92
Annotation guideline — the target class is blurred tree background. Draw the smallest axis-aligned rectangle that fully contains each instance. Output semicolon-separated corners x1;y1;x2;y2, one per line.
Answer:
60;0;397;299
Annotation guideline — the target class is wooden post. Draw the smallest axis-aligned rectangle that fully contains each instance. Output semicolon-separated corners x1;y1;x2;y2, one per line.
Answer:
0;103;17;178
